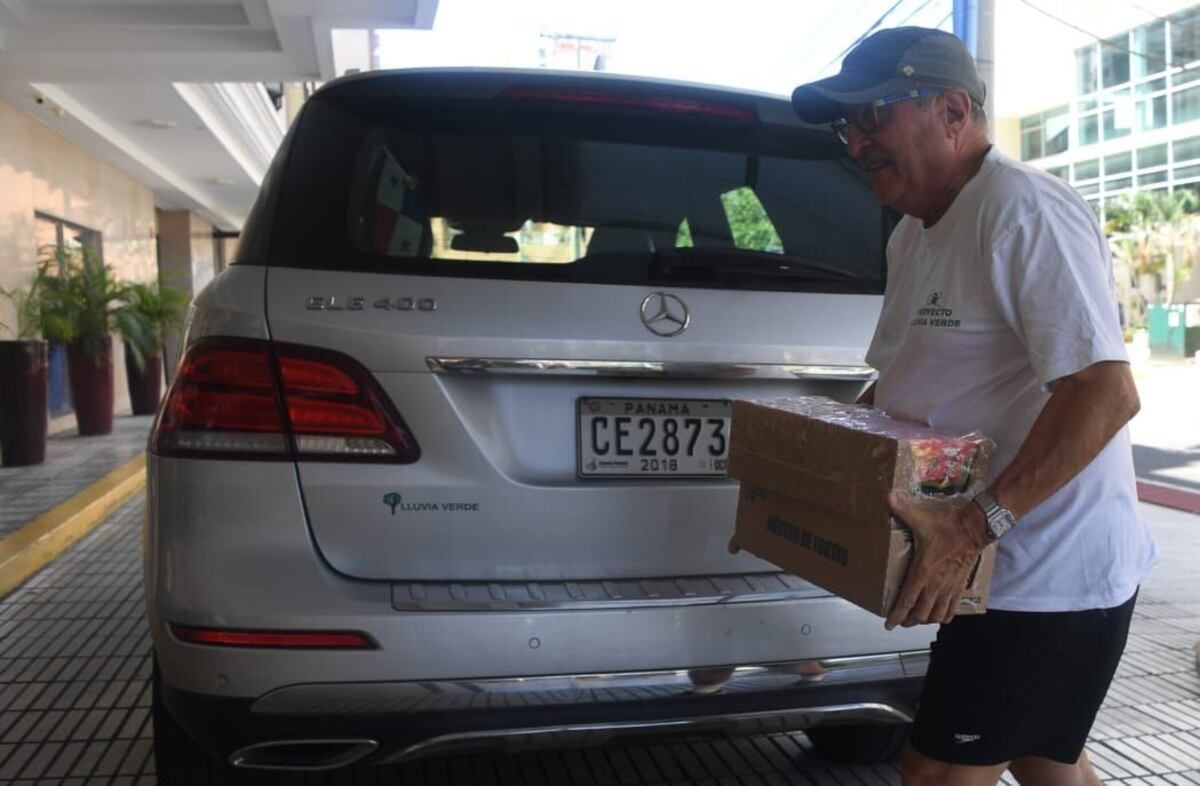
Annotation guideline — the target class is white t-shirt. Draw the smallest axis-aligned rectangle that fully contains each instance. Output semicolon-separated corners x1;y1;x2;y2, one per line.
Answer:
866;146;1157;612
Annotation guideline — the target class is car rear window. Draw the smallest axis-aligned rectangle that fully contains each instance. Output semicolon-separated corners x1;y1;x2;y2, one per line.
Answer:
266;88;892;294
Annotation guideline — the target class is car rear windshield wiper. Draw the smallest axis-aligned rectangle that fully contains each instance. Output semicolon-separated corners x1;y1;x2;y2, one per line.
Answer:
649;247;861;283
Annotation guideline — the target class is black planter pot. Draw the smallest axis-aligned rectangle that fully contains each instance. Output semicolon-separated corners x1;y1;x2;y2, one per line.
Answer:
124;343;163;416
0;340;49;466
66;338;114;436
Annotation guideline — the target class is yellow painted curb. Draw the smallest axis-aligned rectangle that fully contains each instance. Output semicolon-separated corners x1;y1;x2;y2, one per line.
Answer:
0;453;147;599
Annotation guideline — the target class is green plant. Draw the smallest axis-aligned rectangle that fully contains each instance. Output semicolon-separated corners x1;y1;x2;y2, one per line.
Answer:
36;244;150;361
0;268;46;340
121;280;189;371
1104;190;1200;304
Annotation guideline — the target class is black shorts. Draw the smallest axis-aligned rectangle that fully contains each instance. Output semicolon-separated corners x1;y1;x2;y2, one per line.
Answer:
910;590;1137;766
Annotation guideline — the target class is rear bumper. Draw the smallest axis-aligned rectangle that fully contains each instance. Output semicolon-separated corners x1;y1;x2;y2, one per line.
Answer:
164;652;926;769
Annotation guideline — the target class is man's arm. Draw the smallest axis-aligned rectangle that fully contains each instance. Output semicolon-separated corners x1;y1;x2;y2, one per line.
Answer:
884;360;1140;630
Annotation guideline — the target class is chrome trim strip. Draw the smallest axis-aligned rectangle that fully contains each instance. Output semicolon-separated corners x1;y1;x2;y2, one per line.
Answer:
426;357;876;381
229;739;379;771
378;702;912;764
251;652;926;716
391;572;830;611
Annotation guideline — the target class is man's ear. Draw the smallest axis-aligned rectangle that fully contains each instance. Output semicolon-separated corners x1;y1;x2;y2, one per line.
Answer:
942;89;972;136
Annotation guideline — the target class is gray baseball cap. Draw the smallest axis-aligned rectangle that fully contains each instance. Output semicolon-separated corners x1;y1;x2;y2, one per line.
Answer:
792;27;986;124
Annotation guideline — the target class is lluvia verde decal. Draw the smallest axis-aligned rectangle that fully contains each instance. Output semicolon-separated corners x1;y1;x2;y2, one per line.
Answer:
382;492;480;515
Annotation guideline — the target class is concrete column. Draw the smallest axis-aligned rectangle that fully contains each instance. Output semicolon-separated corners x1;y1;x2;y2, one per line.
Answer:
284;83;310;126
156;209;216;380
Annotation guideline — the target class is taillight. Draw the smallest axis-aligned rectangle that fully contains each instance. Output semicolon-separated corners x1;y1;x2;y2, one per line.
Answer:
151;337;420;462
172;624;377;650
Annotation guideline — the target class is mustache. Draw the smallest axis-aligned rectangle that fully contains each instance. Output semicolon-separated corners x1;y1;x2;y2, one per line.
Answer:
856;151;893;171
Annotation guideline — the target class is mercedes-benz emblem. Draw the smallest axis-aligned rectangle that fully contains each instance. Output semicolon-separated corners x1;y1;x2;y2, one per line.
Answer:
640;292;690;337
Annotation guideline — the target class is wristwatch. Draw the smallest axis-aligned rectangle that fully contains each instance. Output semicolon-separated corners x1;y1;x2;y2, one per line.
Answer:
972;490;1016;542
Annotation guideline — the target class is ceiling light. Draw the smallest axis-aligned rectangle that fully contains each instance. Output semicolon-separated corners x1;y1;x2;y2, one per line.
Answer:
135;119;177;130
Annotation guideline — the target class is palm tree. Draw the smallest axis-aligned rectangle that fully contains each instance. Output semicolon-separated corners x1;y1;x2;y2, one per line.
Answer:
1105;190;1198;306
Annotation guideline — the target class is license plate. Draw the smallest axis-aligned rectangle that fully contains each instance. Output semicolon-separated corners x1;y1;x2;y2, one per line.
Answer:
577;397;731;477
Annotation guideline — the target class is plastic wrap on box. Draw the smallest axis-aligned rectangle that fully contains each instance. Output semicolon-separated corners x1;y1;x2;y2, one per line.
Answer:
747;396;993;502
727;395;997;617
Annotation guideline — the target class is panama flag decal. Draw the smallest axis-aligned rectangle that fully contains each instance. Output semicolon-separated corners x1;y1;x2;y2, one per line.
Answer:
371;148;424;256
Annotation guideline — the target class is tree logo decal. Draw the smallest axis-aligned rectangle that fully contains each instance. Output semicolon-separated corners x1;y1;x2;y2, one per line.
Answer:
383;493;402;515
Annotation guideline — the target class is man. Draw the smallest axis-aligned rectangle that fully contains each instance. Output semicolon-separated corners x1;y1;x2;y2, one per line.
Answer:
789;27;1159;786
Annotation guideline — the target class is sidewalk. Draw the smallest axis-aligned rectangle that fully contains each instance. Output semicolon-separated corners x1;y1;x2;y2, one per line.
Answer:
1130;356;1200;495
0;417;152;599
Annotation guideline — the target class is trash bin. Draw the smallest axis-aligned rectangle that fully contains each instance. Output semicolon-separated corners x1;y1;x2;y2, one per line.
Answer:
1148;303;1200;358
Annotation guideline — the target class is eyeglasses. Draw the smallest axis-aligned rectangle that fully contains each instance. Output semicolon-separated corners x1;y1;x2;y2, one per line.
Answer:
831;87;945;145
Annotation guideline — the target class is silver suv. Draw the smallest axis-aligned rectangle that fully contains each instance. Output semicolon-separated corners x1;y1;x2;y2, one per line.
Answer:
144;68;937;782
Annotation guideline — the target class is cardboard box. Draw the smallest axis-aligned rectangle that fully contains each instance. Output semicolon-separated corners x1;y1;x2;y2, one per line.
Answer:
729;396;996;618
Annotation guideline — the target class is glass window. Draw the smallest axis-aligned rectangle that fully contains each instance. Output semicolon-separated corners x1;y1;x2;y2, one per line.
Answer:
1077;97;1098;112
1079;114;1100;146
1172;84;1200;124
1020;114;1041;132
1076;183;1100;196
1135;77;1167;95
1173;163;1200;180
1021;130;1042;161
1046;166;1069;180
1173;65;1200;88
1174;135;1200;161
1132;21;1167;79
274;94;890;292
1105;176;1133;190
1077;44;1098;95
676;219;693;247
1138;143;1169;168
1171;7;1200;65
1105;152;1132;175
720;188;784;253
1102;35;1130;88
1138;170;1169;186
1137;95;1167;130
1044;107;1070;155
33;213;103;416
1103;108;1131;139
1074;159;1100;180
35;212;103;261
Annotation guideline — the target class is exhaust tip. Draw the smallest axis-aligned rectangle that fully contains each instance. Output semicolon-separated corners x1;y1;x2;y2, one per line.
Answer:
230;739;378;771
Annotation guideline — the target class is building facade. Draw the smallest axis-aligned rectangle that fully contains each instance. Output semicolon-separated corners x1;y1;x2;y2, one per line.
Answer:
1010;3;1200;218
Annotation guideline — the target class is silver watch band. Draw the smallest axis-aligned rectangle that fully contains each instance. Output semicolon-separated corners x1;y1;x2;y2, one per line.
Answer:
972;490;1015;541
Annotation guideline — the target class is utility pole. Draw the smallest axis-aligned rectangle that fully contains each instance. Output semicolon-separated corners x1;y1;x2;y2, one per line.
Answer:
954;0;995;124
977;0;995;123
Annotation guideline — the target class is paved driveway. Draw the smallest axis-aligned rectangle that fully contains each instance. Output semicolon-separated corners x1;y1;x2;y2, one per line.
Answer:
0;495;1196;784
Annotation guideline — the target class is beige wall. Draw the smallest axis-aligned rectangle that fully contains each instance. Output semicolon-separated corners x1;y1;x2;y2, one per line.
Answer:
0;95;158;414
993;116;1021;161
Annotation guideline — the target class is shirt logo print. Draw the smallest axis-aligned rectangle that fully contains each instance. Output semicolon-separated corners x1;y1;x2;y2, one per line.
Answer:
912;290;962;329
954;733;982;744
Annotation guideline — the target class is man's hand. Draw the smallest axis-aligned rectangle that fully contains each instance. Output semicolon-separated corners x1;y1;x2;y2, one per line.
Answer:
884;491;988;630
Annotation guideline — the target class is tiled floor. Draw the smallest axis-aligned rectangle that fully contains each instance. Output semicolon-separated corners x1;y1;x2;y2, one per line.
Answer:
0;496;1197;784
0;417;154;539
